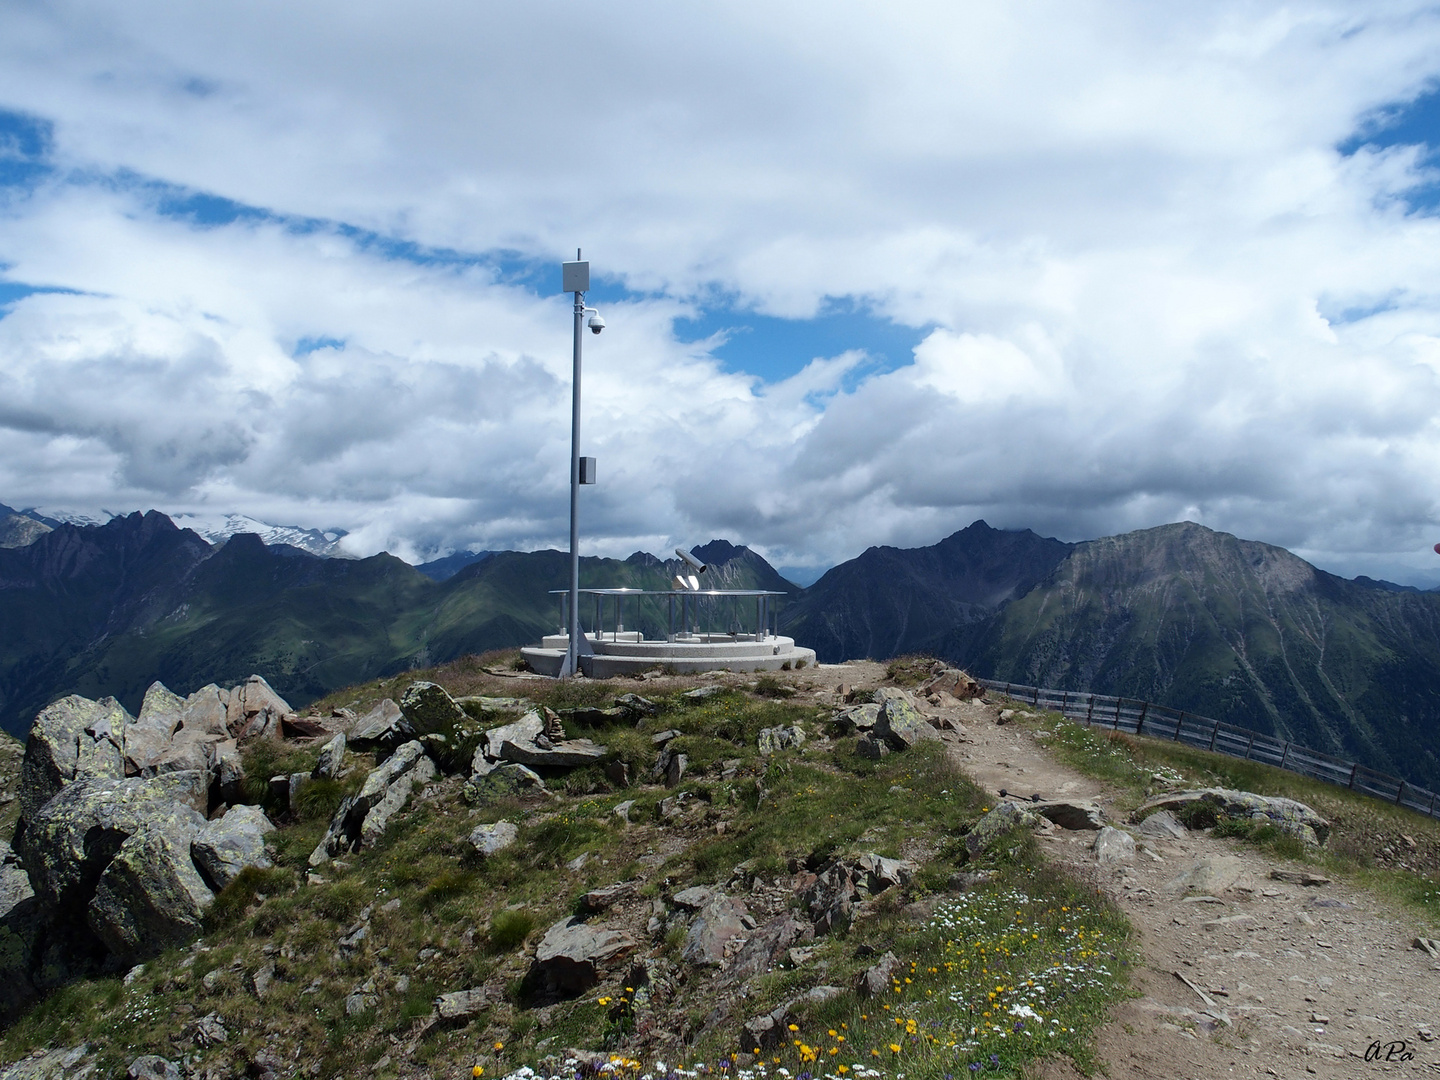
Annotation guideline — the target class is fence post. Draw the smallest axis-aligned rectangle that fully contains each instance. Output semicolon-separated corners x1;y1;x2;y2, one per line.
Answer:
1086;695;1095;725
1033;685;1040;707
1114;698;1121;729
1430;790;1437;817
1174;711;1186;740
1208;721;1219;752
1061;690;1068;715
1279;742;1290;770
1243;731;1256;760
1347;763;1357;790
1135;701;1148;735
1396;780;1405;806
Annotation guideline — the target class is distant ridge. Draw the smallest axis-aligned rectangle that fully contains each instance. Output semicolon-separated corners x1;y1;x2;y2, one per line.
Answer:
0;513;796;737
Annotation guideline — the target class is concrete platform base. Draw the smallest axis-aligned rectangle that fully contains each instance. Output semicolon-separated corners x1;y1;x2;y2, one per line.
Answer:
521;633;817;678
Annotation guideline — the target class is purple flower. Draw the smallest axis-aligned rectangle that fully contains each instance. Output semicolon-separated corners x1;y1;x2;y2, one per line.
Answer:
969;1065;980;1073
989;1054;999;1066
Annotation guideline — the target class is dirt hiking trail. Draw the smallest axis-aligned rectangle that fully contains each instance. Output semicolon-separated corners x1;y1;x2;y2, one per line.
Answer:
798;662;1440;1079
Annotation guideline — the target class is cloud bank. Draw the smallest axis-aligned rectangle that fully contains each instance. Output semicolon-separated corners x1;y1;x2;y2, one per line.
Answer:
2;1;1440;583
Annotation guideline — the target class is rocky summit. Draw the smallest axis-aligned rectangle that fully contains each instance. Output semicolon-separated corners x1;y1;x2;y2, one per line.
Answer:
0;655;1433;1080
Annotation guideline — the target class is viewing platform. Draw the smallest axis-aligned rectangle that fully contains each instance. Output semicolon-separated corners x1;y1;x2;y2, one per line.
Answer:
521;587;817;677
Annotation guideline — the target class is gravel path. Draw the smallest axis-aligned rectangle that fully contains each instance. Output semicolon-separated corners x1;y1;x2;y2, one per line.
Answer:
801;664;1440;1079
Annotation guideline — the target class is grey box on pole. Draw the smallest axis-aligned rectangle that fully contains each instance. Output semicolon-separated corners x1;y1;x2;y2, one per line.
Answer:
562;261;590;293
579;456;596;485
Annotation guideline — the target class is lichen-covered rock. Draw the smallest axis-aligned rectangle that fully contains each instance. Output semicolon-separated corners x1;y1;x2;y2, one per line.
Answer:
398;681;467;736
87;821;213;964
0;842;33;920
1137;788;1329;845
19;696;132;823
832;703;881;734
0;1044;94;1080
464;763;547;806
191;805;275;891
756;725;806;756
20;776;208;914
874;695;939;751
964;802;1042;860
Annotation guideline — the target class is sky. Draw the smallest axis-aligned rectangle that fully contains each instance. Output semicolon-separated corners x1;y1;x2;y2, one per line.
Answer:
4;2;1440;586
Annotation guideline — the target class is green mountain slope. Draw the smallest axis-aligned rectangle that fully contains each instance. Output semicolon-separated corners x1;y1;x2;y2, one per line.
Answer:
956;522;1440;789
0;517;797;735
781;520;1073;661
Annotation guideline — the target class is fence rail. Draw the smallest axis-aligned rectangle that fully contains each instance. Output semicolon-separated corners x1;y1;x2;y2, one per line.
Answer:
976;679;1440;821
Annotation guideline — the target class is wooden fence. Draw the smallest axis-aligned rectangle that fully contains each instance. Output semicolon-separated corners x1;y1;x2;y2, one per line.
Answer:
976;678;1440;821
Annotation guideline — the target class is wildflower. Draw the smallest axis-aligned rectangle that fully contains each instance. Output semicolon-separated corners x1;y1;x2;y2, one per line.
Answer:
494;1043;505;1053
473;1070;484;1078
788;1025;799;1032
888;1045;901;1055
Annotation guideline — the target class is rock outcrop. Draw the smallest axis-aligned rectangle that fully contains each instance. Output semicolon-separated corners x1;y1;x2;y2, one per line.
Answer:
1135;788;1330;845
528;917;637;995
310;741;436;865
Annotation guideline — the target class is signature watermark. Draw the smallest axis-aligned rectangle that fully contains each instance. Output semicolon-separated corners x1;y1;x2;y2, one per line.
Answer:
1364;1039;1415;1063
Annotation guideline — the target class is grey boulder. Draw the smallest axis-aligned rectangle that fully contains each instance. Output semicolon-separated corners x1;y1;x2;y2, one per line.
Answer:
399;682;467;736
127;1057;181;1080
349;698;411;747
874;695;939;751
87;817;214;964
1137;788;1329;845
312;733;346;780
1034;800;1106;830
469;821;519;856
530;917;637;993
19;695;132;822
1092;826;1135;865
191;804;275;891
1136;809;1188;839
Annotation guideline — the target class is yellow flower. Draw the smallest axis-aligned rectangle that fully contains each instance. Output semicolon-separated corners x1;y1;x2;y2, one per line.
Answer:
493;1042;505;1053
473;1069;484;1078
838;1067;849;1074
888;1044;901;1054
788;1024;799;1032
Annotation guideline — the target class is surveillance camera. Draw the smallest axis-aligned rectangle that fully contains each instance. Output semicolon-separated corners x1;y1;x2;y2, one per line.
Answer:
588;313;605;335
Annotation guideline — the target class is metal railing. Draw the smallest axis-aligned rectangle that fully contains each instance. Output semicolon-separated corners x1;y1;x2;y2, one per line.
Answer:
977;678;1440;820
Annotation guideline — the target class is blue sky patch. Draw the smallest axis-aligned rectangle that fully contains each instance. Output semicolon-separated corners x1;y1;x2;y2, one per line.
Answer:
674;303;927;383
1340;84;1440;211
0;109;55;190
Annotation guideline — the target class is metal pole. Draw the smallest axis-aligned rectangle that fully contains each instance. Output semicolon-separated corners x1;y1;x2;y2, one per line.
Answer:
562;255;585;678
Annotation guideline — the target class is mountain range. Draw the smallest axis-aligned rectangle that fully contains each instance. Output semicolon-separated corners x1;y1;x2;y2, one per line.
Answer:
2;507;1438;790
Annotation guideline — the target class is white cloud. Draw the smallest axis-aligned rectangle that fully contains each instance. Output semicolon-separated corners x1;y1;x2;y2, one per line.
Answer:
3;1;1440;584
